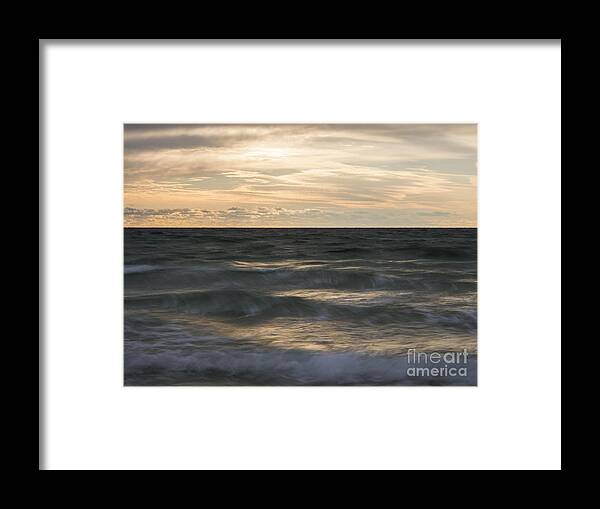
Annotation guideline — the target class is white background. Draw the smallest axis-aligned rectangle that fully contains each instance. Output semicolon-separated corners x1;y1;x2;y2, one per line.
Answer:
41;41;561;470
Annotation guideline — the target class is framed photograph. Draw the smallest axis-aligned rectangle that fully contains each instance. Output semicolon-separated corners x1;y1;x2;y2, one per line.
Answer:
124;123;478;387
40;39;561;470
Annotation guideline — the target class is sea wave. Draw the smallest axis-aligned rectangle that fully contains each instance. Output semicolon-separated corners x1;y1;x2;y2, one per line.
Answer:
124;228;478;386
125;265;476;293
124;348;477;386
125;288;476;330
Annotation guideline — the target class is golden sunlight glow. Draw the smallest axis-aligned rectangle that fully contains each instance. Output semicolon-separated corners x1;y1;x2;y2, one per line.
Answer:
124;124;477;227
242;147;293;159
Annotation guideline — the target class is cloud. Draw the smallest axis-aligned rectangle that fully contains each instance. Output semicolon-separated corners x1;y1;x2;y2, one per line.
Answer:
124;124;477;227
124;207;328;226
124;135;227;152
124;124;312;154
124;206;471;228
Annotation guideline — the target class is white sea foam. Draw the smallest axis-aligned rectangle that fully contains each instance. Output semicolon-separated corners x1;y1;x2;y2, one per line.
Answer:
124;348;478;386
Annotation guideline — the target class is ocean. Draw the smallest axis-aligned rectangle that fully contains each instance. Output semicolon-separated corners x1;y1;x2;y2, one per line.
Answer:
124;228;477;386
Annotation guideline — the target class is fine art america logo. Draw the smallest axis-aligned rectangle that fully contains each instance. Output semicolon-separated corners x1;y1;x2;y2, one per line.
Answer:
407;349;470;378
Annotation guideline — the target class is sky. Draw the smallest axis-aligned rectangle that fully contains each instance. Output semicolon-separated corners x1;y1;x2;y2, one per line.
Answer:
124;124;477;227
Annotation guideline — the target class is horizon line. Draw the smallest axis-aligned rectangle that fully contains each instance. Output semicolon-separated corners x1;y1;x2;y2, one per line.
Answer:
124;225;478;229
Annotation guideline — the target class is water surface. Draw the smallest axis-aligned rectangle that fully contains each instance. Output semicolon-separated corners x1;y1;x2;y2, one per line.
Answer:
124;228;477;385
